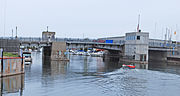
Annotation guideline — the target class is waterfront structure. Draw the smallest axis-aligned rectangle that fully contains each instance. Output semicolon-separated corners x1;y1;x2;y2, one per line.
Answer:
0;39;19;53
42;31;55;42
0;57;24;77
43;42;68;61
6;30;179;62
125;32;149;61
0;39;24;77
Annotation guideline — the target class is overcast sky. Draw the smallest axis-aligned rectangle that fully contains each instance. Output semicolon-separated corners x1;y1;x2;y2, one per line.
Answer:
0;0;180;40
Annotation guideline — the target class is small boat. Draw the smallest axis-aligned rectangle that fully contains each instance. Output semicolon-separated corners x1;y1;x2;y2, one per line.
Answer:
23;52;32;62
122;64;135;69
90;51;104;57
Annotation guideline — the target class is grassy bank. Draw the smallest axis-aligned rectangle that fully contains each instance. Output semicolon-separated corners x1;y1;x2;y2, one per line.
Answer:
3;52;19;57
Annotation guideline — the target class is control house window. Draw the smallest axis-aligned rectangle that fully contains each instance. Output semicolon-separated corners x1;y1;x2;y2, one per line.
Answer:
137;36;140;40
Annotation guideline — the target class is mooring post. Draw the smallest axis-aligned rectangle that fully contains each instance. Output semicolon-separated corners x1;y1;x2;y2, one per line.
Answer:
20;49;24;72
1;48;3;77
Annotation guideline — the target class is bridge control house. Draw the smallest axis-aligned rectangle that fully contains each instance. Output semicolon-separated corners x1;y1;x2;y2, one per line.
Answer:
99;31;150;63
42;31;55;42
125;32;149;62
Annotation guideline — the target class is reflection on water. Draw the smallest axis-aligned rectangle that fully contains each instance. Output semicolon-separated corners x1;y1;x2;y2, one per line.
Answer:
149;61;180;75
43;60;68;76
3;52;180;96
0;74;24;96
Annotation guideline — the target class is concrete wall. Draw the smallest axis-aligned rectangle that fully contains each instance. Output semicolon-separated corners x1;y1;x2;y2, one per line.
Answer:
149;50;167;61
178;46;180;55
51;42;67;60
43;46;52;57
0;39;19;52
0;57;24;77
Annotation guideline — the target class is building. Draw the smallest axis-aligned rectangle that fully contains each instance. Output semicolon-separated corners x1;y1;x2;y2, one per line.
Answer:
42;31;55;42
98;31;149;62
125;32;149;61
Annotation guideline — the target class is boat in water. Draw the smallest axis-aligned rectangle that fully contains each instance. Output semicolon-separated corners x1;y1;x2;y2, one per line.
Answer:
90;51;104;57
122;64;135;69
23;52;32;63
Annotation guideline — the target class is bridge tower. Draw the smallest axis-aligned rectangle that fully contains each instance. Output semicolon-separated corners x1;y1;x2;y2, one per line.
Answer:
42;31;55;42
125;31;149;62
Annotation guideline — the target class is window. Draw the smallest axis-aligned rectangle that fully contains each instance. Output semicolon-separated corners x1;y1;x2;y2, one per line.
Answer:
137;36;140;40
126;36;136;40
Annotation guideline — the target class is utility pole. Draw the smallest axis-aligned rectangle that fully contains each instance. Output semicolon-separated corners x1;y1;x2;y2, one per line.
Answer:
12;29;13;38
15;26;17;38
47;26;49;32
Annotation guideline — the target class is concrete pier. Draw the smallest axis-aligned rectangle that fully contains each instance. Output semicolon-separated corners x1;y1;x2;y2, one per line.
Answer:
0;57;24;77
43;42;69;61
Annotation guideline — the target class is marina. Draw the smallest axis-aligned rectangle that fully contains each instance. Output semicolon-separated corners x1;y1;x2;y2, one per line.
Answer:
0;0;180;95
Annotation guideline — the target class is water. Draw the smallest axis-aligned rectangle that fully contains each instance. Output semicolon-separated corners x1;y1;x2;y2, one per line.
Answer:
2;52;180;96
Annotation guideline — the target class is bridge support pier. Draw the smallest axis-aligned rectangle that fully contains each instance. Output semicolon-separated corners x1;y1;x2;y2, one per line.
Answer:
42;42;68;61
149;50;167;61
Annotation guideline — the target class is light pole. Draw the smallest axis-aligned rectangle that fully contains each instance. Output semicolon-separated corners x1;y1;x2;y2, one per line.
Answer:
15;26;17;38
12;29;13;39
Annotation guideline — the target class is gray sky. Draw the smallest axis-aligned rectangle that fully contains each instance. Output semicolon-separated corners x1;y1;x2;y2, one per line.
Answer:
0;0;180;40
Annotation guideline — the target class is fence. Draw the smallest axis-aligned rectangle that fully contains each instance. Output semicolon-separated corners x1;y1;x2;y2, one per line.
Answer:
0;39;19;52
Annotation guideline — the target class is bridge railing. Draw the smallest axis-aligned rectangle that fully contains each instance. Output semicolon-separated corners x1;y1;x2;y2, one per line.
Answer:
149;41;177;48
1;37;179;48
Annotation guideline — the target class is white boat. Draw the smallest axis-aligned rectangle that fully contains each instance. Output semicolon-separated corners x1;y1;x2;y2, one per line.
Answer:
23;52;32;62
90;51;104;57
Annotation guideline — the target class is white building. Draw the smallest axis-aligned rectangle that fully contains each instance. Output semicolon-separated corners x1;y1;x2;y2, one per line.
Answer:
125;32;149;61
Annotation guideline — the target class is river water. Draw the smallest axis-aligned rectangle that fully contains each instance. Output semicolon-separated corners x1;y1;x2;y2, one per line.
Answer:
2;52;180;96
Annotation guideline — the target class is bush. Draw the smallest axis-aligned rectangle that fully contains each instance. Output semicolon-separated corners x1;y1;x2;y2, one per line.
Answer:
3;52;18;57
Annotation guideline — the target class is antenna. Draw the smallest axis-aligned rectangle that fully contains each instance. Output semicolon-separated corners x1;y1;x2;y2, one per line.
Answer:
137;14;140;32
47;26;49;32
165;28;167;44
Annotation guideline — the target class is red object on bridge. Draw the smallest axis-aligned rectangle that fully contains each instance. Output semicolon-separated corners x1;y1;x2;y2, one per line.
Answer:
122;64;135;69
97;39;105;43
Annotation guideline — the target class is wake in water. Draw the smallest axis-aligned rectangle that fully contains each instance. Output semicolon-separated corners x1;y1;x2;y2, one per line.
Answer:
102;68;139;77
93;68;180;96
